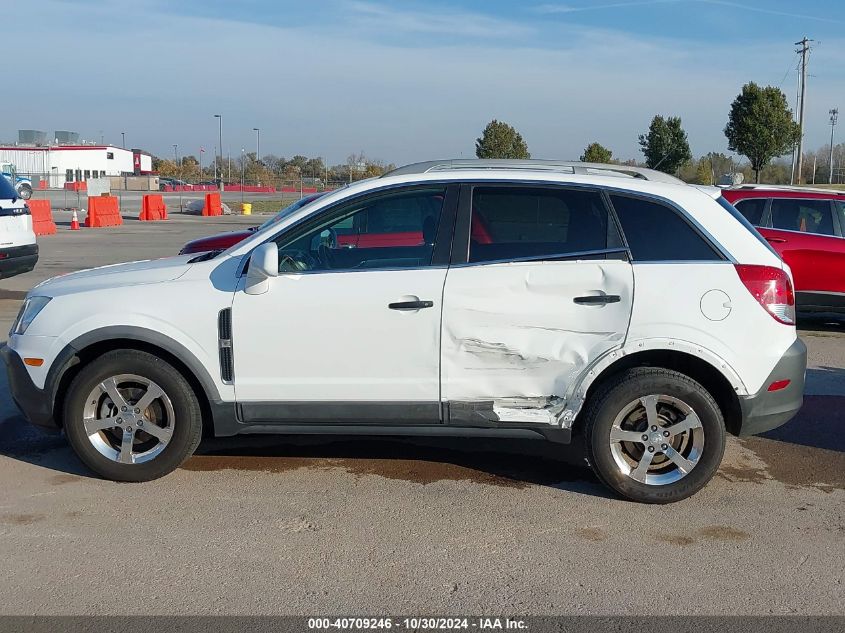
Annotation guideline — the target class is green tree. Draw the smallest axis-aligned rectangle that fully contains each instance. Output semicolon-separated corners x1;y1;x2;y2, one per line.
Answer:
724;82;801;183
475;119;530;159
638;115;692;174
580;142;613;163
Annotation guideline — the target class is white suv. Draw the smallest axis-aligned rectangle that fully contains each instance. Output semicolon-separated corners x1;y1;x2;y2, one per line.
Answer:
0;174;38;279
2;161;806;503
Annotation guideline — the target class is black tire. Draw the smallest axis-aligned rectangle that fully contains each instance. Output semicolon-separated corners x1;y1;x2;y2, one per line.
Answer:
18;184;32;200
63;350;202;482
582;368;726;504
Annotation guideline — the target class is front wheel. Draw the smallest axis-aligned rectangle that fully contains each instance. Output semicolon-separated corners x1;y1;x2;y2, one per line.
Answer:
18;184;32;200
63;350;203;481
582;368;726;504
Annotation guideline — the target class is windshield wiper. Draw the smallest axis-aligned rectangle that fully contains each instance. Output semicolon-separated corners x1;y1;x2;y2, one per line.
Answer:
187;249;224;263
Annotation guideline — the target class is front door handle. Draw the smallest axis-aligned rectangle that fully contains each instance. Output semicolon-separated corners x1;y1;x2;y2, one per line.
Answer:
389;300;434;310
766;237;787;244
574;294;621;305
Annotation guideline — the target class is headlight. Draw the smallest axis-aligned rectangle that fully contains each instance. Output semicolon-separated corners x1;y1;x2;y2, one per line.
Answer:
11;296;51;335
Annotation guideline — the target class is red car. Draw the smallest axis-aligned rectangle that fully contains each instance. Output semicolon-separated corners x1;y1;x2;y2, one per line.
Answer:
179;192;328;255
722;186;845;313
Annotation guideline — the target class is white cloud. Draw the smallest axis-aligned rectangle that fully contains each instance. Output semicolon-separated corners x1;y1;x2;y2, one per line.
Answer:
4;0;843;165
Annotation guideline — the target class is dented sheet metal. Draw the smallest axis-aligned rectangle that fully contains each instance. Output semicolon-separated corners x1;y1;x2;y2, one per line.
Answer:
441;259;634;426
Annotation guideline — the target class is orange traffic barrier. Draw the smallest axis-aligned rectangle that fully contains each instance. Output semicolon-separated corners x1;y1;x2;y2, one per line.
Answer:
38;179;48;190
84;195;123;228
27;199;57;236
139;194;168;221
202;192;223;217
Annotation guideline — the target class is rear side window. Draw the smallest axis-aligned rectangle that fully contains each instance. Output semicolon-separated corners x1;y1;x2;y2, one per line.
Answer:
770;199;835;236
469;187;621;263
0;175;17;200
734;198;766;226
611;194;722;262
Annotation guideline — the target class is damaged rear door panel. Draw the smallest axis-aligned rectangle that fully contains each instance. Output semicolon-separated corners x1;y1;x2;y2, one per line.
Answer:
442;183;634;427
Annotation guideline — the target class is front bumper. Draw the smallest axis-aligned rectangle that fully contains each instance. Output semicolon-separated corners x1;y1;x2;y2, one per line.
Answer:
737;337;807;436
1;343;59;432
0;243;38;279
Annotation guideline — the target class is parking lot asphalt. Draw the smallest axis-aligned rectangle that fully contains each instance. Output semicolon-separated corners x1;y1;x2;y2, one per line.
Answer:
0;216;843;615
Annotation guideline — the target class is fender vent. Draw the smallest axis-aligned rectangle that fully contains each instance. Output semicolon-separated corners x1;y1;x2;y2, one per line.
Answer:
218;308;234;383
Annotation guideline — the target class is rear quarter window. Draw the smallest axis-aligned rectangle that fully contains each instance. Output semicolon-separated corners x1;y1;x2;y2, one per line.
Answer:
0;175;18;200
610;194;722;261
733;198;766;226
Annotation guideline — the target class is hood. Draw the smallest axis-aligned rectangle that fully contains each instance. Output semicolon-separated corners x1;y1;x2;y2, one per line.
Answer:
180;228;253;254
32;254;196;296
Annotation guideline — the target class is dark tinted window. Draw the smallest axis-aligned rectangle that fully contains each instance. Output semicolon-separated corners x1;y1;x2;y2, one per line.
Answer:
770;199;835;236
469;187;621;263
275;187;445;272
611;195;721;261
717;197;779;258
0;175;17;200
734;198;766;226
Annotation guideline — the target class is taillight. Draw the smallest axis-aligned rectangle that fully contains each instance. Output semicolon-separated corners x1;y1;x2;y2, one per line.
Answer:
735;264;795;325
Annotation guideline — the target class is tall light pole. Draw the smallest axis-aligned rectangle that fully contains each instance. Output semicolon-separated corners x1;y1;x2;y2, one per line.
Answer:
253;128;260;162
121;131;125;149
214;114;224;191
173;144;179;180
830;108;839;185
241;148;245;205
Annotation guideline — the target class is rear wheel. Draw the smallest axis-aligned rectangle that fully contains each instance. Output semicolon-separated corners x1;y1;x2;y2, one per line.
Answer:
63;350;202;481
18;184;32;200
583;368;726;503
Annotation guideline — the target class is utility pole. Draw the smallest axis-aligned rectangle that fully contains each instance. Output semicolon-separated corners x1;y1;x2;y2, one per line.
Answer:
830;108;839;184
253;128;260;162
214;114;224;191
795;37;812;185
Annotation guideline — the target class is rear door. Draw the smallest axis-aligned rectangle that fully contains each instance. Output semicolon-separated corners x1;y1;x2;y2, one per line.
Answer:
440;183;634;425
761;197;845;307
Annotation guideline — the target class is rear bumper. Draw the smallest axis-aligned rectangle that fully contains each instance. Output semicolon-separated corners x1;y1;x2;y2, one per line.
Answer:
0;243;38;279
1;343;58;432
737;337;807;436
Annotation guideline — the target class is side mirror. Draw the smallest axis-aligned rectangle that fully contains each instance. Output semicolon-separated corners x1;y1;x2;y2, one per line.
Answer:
245;243;278;295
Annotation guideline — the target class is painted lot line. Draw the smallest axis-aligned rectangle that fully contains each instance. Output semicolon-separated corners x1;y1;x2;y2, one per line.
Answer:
0;219;842;615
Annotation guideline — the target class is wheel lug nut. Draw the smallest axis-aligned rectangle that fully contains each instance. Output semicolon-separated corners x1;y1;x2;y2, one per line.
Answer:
134;408;140;414
126;426;132;432
121;406;127;412
651;425;658;432
117;417;123;423
647;446;655;453
137;420;143;426
663;431;670;437
641;434;649;441
661;444;668;451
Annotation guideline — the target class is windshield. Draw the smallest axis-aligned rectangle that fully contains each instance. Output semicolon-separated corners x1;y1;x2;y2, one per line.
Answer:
717;196;779;258
0;175;18;201
257;193;326;230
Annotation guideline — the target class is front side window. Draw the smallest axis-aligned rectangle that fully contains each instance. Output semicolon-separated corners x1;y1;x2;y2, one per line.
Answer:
273;187;445;272
770;199;835;236
469;186;621;263
611;194;722;262
734;198;766;226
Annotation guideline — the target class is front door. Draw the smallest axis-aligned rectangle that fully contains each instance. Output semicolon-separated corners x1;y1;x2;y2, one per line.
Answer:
441;183;634;425
231;184;457;424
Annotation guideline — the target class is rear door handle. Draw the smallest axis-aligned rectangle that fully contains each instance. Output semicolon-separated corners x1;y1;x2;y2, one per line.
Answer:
389;300;434;310
766;237;787;244
574;295;621;305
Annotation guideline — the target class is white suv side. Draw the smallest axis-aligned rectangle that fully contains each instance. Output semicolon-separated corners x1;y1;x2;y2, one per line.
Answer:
2;162;806;503
0;175;38;279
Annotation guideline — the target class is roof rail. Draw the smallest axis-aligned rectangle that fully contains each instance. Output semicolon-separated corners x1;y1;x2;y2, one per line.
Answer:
725;183;845;195
382;159;685;184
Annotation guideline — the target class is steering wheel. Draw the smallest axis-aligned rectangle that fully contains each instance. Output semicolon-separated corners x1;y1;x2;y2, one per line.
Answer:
278;250;315;272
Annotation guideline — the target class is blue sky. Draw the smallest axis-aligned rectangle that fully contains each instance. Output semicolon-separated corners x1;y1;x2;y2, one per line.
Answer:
5;0;844;165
